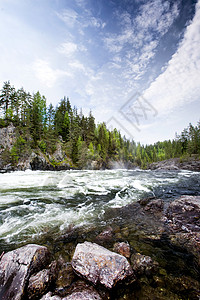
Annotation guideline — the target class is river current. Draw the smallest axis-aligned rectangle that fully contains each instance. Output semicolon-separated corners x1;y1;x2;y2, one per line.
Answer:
0;168;200;250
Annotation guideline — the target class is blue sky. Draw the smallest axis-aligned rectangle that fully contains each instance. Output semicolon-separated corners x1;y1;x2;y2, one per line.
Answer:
0;0;199;144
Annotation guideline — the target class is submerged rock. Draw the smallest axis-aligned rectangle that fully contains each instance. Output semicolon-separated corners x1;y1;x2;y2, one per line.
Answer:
131;253;159;276
95;226;114;243
0;244;50;300
113;242;131;258
71;242;134;289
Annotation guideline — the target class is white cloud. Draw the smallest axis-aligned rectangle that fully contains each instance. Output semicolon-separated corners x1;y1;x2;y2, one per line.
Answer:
143;0;200;115
69;60;85;71
103;0;180;85
57;8;78;27
58;42;78;56
32;59;72;88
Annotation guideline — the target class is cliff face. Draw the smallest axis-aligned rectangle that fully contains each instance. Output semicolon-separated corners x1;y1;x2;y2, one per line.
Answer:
0;124;72;173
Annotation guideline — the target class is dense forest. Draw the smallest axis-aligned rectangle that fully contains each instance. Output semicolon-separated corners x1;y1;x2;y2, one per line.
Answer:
0;81;200;169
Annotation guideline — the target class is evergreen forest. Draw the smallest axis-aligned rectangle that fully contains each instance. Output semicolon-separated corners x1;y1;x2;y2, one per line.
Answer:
0;81;200;169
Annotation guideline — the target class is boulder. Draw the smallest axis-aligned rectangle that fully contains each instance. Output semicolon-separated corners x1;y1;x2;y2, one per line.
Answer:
71;242;134;289
0;244;50;300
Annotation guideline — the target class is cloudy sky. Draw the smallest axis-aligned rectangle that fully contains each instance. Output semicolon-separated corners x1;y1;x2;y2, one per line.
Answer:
0;0;199;144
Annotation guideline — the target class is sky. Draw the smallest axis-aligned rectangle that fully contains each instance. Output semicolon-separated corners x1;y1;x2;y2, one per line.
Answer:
0;0;199;144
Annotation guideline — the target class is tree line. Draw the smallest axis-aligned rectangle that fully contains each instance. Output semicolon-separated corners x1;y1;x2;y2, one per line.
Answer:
0;81;199;169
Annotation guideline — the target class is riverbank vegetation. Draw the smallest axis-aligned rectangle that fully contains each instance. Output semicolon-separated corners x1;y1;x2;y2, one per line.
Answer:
0;81;200;169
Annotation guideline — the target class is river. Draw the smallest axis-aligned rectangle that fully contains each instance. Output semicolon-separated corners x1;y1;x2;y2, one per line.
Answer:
0;169;200;298
0;168;199;248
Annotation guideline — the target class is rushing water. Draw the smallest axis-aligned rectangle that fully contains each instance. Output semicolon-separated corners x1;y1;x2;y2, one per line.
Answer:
0;169;200;299
0;168;200;249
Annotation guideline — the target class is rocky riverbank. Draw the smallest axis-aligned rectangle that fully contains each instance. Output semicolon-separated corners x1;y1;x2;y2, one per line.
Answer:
148;157;200;172
0;195;199;299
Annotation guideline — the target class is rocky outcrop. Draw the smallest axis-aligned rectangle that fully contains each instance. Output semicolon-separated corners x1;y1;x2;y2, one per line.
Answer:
0;244;50;300
0;123;16;152
0;125;73;172
71;242;134;289
148;157;200;171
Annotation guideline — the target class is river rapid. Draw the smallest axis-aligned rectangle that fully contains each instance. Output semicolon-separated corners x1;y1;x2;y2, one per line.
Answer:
0;168;199;250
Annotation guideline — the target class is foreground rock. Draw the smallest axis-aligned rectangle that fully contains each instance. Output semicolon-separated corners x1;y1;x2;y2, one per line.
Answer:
72;242;134;289
0;244;50;300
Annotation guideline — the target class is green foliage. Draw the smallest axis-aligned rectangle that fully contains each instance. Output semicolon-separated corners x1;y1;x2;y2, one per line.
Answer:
38;140;46;153
0;118;6;128
0;81;200;170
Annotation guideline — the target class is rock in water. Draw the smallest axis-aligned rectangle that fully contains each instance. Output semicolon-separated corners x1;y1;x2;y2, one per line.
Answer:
131;253;159;276
113;242;131;258
0;244;50;300
27;269;51;299
71;242;134;289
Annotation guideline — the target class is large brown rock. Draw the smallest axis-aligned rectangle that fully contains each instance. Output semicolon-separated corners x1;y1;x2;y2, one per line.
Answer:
0;244;50;300
71;242;134;289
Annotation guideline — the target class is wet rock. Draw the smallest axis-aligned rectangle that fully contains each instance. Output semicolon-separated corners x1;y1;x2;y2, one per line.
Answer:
113;242;131;258
63;289;102;300
165;195;200;266
27;269;51;299
144;199;164;212
61;280;102;300
131;253;159;276
40;292;62;299
72;242;134;289
165;196;200;233
0;244;50;300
